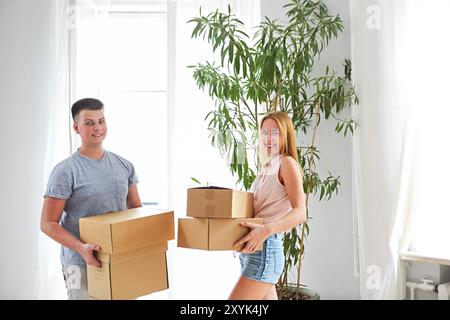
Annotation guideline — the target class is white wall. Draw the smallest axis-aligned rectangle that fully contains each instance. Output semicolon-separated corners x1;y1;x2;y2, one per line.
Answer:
260;0;360;299
0;0;52;299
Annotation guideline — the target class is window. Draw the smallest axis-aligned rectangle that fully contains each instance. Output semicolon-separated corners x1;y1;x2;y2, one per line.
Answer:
401;2;450;259
73;1;168;207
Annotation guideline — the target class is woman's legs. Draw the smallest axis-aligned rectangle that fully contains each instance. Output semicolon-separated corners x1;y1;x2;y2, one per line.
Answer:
263;285;278;300
228;276;274;300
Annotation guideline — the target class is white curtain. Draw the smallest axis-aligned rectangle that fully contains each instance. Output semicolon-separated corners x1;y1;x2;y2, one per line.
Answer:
36;0;71;299
36;0;112;299
169;0;260;299
350;0;450;299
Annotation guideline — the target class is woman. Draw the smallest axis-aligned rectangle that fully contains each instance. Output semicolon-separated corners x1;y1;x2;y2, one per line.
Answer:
229;112;307;300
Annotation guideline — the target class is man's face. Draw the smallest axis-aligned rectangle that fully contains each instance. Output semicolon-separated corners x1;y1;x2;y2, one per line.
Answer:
73;109;107;147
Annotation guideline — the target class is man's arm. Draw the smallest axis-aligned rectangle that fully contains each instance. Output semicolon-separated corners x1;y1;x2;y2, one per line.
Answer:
127;184;142;209
40;197;101;267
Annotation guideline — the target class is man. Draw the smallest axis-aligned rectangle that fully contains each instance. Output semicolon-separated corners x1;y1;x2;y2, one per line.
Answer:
40;98;142;300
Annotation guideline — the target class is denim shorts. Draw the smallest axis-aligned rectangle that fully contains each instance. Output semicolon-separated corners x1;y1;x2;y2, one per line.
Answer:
239;233;284;284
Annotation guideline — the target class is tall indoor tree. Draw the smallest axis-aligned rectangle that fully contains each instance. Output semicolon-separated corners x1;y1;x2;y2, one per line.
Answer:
188;0;358;299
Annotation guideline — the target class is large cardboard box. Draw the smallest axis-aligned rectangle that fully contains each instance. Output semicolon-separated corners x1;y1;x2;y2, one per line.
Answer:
87;243;168;300
79;207;174;300
187;187;253;218
177;217;264;251
79;207;174;254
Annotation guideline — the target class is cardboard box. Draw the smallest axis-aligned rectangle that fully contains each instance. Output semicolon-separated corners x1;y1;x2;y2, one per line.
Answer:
187;187;253;218
87;243;168;300
177;217;264;251
79;207;174;254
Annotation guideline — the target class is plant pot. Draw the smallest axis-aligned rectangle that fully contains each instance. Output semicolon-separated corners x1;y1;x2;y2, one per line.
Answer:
277;284;320;300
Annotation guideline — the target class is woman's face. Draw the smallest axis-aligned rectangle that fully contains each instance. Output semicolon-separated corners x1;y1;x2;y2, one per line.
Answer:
260;118;281;157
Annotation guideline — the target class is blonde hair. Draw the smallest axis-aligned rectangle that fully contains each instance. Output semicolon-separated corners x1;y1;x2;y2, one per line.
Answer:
260;111;299;162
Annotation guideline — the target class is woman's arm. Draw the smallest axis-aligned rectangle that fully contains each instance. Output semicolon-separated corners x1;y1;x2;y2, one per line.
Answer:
235;156;307;253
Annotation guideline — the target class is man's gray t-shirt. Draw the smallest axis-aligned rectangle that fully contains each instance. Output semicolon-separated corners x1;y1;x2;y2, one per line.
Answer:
44;150;139;267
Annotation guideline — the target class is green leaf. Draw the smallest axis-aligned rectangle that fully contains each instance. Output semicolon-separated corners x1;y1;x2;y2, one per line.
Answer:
234;52;241;75
229;44;234;64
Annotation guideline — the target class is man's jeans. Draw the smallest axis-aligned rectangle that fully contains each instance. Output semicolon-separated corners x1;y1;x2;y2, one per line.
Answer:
62;265;95;300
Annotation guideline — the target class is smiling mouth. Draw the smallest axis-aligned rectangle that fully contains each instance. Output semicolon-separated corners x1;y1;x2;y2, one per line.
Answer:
92;134;103;137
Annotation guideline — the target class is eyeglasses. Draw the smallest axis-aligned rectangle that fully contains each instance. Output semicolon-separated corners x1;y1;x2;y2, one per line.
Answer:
260;129;280;136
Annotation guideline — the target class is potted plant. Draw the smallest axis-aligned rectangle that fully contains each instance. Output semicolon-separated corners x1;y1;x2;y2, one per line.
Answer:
188;0;358;300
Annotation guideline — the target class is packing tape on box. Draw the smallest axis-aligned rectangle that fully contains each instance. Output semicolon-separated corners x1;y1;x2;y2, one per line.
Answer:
204;189;216;216
204;189;215;200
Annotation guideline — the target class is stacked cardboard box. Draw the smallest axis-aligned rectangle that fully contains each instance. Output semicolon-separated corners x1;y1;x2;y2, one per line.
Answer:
177;187;263;251
79;207;174;300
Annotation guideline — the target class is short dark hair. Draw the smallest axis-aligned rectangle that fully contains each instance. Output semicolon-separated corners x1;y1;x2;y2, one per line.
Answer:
71;98;104;120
